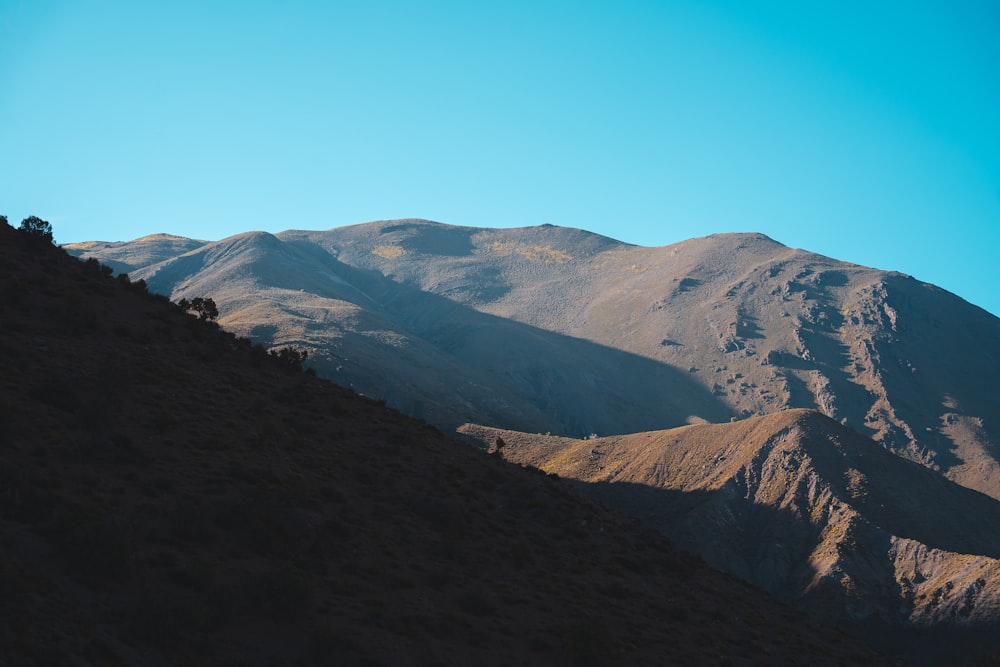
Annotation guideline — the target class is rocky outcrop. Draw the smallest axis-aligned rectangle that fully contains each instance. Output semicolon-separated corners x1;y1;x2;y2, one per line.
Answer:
460;410;1000;628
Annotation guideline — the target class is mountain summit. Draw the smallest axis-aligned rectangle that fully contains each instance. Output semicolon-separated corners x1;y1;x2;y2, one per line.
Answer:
67;219;1000;500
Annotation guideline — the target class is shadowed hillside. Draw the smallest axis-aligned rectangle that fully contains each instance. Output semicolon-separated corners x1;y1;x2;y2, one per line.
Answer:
70;227;732;435
2;222;885;664
66;219;1000;502
460;410;1000;662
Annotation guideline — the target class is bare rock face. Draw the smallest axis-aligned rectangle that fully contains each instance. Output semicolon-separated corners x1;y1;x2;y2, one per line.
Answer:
458;410;1000;631
66;220;1000;501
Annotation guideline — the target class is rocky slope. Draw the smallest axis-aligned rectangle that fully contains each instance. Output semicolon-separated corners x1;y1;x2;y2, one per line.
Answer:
460;410;1000;656
66;220;1000;501
3;222;885;665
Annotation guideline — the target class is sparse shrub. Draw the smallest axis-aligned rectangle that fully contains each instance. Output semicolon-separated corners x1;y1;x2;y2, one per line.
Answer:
489;436;506;458
247;342;268;366
269;346;308;371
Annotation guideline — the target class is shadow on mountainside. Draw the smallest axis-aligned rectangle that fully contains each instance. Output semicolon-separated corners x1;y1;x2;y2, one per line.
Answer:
1;222;890;666
384;221;478;256
207;236;738;436
560;479;1000;666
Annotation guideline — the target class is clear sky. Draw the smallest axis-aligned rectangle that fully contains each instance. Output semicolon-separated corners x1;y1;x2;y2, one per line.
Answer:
2;1;998;316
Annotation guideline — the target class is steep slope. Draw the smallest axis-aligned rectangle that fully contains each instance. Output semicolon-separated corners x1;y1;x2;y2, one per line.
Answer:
71;226;730;435
3;223;883;665
66;219;1000;500
459;411;1000;636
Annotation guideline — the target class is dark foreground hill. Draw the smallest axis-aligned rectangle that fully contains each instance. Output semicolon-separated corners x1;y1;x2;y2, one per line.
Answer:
66;220;1000;502
1;225;885;664
460;411;1000;662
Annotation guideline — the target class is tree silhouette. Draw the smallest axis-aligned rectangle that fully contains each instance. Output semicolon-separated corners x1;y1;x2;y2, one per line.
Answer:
269;346;308;370
178;297;219;321
18;216;54;246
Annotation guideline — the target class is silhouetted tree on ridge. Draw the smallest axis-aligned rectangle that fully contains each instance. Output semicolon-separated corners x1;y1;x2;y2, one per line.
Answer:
18;216;54;244
178;297;219;322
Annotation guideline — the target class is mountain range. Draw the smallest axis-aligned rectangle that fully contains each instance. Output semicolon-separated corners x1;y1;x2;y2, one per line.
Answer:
61;218;1000;661
460;411;1000;642
66;219;1000;500
1;219;888;664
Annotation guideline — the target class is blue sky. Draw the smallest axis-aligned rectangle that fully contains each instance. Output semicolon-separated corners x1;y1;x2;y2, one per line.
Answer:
2;1;998;316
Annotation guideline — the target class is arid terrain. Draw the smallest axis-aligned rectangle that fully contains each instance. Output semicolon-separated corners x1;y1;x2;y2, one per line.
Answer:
57;217;1000;663
67;219;1000;501
460;411;1000;654
2;222;892;664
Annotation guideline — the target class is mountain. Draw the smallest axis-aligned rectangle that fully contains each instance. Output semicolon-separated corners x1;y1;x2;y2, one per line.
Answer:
459;411;1000;641
66;219;1000;501
2;223;884;664
63;233;207;274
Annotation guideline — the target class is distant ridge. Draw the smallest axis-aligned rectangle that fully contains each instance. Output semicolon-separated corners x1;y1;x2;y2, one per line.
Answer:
67;219;1000;501
460;409;1000;658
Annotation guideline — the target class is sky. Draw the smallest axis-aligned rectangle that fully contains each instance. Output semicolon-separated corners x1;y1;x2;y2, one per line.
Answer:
2;1;998;316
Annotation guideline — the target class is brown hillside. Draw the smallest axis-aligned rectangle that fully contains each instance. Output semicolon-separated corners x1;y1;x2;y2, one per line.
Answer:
460;411;1000;646
3;224;884;664
65;220;1000;501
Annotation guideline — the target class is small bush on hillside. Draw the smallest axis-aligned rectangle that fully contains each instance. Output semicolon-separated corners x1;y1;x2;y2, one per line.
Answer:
177;297;219;322
489;436;506;458
269;346;308;371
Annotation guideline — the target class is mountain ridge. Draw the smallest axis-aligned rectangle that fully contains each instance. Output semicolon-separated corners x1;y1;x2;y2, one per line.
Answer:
65;219;1000;500
3;220;887;665
458;409;1000;633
